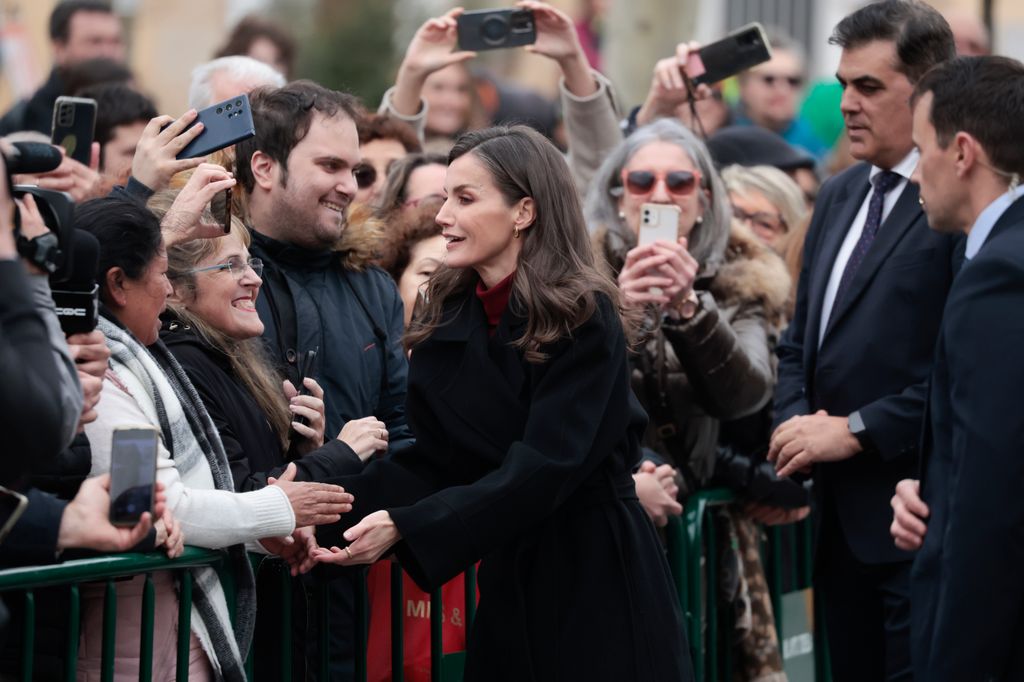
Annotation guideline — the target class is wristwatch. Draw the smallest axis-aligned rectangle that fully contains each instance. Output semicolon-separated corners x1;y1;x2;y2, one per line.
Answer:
848;410;873;452
675;290;701;320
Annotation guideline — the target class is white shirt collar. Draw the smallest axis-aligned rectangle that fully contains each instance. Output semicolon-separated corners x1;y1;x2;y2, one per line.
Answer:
869;148;920;184
965;191;1021;260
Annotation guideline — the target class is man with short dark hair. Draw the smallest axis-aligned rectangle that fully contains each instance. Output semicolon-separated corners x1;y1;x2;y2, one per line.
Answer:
891;55;1024;681
236;79;413;677
767;2;957;679
0;0;125;135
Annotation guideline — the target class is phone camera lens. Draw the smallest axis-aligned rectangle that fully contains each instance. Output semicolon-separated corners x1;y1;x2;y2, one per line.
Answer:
226;103;233;111
480;14;510;46
216;107;223;114
235;100;242;107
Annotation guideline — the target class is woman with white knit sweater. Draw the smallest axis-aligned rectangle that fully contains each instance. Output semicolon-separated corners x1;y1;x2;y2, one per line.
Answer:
75;180;353;681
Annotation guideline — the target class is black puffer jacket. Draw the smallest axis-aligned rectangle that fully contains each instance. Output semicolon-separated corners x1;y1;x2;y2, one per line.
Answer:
160;314;364;491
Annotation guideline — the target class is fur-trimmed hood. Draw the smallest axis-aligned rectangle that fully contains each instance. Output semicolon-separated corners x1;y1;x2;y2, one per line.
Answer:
594;219;791;329
704;220;791;330
333;203;386;272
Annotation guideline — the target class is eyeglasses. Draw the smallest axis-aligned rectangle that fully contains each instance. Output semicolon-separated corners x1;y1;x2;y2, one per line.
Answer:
620;169;702;197
402;192;446;209
186;257;263;280
732;206;787;235
756;73;804;88
353;164;377;190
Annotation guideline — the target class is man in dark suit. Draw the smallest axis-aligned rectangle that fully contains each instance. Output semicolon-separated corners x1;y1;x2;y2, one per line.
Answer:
889;56;1024;681
767;2;956;679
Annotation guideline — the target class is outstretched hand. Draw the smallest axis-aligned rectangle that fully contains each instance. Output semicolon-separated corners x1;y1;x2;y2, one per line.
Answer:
312;509;400;566
269;463;354;527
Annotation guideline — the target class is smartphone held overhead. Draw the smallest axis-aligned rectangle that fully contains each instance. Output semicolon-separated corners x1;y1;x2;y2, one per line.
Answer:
175;93;256;160
457;8;536;51
109;425;159;527
51;96;97;166
689;23;772;85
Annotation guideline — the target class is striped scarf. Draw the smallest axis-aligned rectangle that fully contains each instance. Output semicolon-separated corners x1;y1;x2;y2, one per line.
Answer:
99;314;255;681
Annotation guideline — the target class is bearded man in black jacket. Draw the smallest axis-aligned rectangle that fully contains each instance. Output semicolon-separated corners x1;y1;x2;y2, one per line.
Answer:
235;79;412;680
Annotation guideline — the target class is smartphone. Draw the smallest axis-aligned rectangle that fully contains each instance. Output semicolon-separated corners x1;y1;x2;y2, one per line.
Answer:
210;187;232;233
457;8;536;51
638;203;681;296
638;203;681;246
292;348;318;428
51;96;97;165
0;486;29;545
689;23;773;86
176;93;256;160
109;425;159;527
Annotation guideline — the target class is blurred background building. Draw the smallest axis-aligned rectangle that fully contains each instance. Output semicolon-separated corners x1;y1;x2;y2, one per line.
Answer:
0;0;1019;133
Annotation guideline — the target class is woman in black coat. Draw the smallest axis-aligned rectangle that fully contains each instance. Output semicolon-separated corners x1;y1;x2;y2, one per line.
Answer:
315;125;693;681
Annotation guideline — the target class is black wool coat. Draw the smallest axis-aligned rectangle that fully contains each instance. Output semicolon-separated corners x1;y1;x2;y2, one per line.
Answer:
324;290;693;682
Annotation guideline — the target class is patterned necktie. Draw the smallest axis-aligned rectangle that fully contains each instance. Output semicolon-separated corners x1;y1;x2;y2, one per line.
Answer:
833;170;902;307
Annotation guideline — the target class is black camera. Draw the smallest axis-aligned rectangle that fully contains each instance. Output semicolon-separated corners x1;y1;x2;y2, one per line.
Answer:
3;142;99;333
457;8;536;51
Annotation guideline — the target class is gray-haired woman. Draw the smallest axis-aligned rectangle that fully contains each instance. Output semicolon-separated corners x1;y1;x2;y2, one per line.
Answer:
585;116;791;499
586;116;794;682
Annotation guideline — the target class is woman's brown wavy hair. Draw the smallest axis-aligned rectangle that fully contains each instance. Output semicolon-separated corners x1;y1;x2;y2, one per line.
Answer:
404;125;632;362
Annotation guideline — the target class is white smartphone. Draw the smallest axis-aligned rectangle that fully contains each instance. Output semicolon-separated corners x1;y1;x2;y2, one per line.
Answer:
638;203;681;246
638;203;681;296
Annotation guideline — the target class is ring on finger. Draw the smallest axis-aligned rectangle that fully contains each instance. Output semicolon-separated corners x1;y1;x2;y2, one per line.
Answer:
344;546;353;559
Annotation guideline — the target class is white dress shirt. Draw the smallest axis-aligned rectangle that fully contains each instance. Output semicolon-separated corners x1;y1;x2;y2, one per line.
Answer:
818;149;920;346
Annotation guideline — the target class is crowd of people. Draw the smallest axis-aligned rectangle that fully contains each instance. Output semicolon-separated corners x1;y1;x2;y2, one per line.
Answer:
0;0;1021;680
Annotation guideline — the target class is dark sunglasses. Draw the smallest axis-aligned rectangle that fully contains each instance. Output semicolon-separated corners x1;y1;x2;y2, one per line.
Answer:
758;73;803;88
353;164;377;190
620;169;702;196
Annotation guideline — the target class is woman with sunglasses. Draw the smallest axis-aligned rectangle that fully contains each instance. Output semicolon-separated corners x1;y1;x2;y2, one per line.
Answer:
586;117;793;681
585;116;790;500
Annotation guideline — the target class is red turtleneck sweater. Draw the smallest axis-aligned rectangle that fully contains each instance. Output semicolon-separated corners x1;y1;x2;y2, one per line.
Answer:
475;271;515;336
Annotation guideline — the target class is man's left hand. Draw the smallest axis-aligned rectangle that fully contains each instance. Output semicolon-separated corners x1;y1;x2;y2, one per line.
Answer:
768;409;861;478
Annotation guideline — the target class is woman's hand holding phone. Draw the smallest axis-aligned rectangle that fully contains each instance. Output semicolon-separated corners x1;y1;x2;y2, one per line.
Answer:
618;237;698;310
159;163;235;247
131;111;206;192
518;1;597;98
392;8;477;117
636;42;714;127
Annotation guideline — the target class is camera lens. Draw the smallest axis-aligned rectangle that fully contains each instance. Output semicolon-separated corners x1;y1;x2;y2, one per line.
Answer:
216;107;223;114
226;103;233;111
235;100;242;107
480;15;510;45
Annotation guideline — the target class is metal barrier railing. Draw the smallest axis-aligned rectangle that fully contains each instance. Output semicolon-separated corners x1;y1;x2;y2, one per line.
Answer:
0;490;821;681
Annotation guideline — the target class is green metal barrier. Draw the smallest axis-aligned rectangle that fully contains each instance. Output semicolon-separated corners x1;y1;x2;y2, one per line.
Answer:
667;488;832;682
0;496;822;682
0;547;225;682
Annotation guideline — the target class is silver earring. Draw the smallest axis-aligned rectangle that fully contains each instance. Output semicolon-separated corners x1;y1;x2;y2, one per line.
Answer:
618;211;626;220
695;215;704;225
